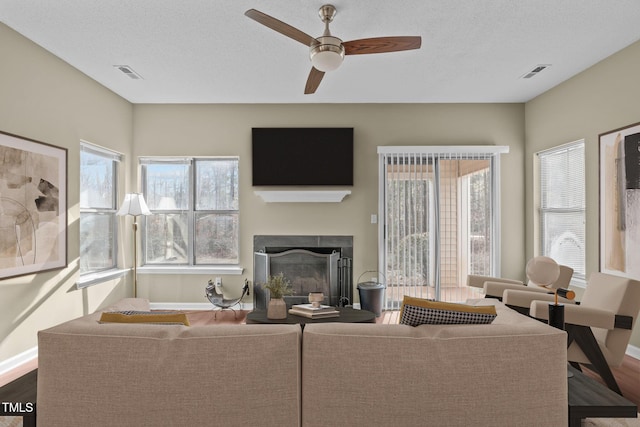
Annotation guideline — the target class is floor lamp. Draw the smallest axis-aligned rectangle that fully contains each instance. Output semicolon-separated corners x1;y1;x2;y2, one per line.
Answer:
117;193;151;297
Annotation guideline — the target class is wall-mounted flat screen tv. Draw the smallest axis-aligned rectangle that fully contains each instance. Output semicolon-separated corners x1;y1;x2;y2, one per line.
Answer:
252;127;354;186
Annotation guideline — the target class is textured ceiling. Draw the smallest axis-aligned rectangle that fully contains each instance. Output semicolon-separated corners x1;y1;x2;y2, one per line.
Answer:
1;0;640;103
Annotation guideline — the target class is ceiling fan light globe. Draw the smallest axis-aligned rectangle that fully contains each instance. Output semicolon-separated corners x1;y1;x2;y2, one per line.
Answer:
311;51;343;72
310;36;344;72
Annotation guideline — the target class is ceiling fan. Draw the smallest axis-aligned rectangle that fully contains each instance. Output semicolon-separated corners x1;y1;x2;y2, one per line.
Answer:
245;4;422;94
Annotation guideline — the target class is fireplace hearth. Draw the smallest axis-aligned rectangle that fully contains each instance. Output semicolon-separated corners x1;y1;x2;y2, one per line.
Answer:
253;235;353;309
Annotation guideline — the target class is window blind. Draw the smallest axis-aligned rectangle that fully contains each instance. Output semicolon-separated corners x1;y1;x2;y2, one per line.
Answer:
80;141;123;162
537;140;585;279
378;146;507;307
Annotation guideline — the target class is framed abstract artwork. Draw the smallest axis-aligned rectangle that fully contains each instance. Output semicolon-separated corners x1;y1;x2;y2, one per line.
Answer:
0;131;67;279
599;122;640;280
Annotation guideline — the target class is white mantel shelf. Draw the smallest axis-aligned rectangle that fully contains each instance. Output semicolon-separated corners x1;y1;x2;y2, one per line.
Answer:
254;190;351;203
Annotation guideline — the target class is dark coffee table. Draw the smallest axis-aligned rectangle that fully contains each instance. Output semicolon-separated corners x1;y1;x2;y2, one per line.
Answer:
568;364;637;426
246;307;376;325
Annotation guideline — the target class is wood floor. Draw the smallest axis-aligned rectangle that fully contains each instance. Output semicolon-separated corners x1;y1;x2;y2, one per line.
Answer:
582;355;640;408
1;309;638;410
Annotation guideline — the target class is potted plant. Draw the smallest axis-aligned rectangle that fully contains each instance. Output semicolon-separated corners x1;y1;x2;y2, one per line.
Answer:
264;273;293;319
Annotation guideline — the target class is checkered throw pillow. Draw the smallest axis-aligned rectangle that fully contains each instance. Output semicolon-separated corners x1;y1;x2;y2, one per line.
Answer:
399;296;497;327
400;304;497;326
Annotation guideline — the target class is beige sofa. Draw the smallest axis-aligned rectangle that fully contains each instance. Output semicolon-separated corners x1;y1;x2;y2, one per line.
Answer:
37;299;567;427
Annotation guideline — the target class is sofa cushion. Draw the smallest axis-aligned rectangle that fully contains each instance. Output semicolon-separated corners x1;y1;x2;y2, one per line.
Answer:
38;314;302;427
399;296;497;326
99;310;190;326
301;304;568;427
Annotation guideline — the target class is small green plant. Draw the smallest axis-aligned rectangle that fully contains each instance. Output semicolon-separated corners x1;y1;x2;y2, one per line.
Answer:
263;273;293;299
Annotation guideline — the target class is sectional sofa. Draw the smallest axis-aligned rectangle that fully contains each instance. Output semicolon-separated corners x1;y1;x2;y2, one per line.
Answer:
37;298;567;426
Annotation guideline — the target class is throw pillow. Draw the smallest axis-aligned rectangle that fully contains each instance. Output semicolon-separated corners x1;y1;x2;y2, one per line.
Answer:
399;296;497;326
99;310;190;326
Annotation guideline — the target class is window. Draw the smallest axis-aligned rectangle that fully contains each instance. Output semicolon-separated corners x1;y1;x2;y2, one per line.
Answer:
537;140;585;280
140;157;239;266
378;146;508;307
79;142;121;275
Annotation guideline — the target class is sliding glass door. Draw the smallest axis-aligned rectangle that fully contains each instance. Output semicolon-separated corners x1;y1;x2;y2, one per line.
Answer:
378;146;507;309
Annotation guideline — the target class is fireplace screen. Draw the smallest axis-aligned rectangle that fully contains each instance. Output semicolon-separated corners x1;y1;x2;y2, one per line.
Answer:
254;249;340;309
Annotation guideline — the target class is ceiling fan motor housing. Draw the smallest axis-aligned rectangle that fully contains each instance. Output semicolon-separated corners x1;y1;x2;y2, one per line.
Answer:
310;36;344;71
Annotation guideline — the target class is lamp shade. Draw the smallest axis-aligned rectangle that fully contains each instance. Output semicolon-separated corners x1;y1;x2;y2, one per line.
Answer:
117;193;151;216
526;256;560;287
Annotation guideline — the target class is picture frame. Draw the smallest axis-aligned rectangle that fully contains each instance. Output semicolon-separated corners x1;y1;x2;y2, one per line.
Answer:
0;130;67;279
599;121;640;280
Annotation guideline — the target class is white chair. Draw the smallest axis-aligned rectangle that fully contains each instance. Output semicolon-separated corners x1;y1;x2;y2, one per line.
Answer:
467;256;574;302
503;272;640;395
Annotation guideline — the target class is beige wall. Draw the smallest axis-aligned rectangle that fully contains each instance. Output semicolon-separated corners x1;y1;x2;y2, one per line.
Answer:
0;24;133;362
524;40;640;349
132;103;526;302
4;19;584;366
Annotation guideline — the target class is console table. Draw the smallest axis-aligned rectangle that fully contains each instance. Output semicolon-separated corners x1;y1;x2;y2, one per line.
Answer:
246;307;376;324
568;364;637;426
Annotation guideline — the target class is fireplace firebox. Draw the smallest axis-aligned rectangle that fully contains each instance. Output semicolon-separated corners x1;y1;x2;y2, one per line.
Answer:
253;235;353;309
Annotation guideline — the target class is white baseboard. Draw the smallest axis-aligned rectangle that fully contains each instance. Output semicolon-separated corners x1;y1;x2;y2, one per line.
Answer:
626;344;640;360
0;346;38;376
150;302;254;311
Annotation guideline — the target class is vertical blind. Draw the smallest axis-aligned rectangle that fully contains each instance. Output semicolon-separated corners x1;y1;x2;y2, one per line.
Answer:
378;146;508;308
538;140;585;279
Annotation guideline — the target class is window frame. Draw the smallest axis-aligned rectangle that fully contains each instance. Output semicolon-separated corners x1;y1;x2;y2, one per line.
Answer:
78;141;122;278
139;156;240;268
536;139;586;282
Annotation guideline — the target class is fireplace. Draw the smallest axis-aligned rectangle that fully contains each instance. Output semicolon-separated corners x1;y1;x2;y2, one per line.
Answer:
253;235;353;309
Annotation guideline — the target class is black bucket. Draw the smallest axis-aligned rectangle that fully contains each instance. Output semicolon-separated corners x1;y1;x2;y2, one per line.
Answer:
357;279;385;317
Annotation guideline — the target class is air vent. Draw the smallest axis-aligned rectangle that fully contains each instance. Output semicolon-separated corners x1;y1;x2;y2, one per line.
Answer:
114;65;143;80
521;64;551;79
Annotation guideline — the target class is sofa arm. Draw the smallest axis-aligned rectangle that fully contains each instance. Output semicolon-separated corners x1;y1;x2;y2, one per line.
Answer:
503;288;577;309
484;281;541;298
530;301;615;330
467;274;523;289
502;289;555;308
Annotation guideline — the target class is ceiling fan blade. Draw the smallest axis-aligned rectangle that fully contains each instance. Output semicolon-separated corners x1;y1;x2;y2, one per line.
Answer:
304;67;325;94
245;9;316;46
344;36;422;55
